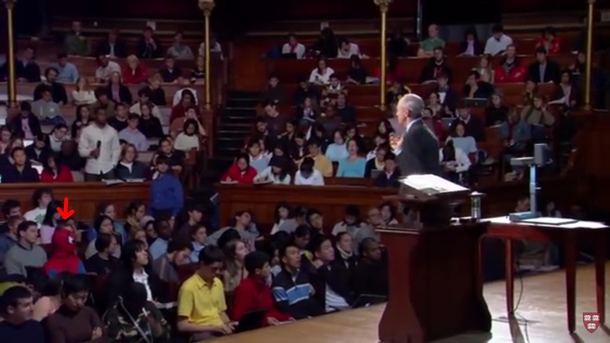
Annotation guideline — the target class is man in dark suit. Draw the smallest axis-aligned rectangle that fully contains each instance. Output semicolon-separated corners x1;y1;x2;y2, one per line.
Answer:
390;94;448;226
390;94;440;176
95;30;128;58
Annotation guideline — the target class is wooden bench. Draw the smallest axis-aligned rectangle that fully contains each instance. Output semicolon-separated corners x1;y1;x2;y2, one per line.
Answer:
267;53;582;85
281;82;557;107
2;82;206;108
0;182;149;220
215;177;568;234
244;29;595;57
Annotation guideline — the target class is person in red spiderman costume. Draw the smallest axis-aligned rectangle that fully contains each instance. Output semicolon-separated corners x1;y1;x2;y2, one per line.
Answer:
43;226;86;278
493;44;526;83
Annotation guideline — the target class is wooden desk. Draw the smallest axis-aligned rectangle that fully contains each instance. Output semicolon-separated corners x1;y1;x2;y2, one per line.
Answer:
0;182;150;220
215;177;569;231
483;216;608;333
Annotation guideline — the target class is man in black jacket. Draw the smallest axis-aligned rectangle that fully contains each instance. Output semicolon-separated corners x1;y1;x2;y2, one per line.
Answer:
95;30;128;58
526;47;561;84
307;235;354;313
8;102;42;139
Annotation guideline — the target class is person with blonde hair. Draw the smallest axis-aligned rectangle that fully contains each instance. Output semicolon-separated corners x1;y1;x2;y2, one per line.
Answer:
122;54;148;84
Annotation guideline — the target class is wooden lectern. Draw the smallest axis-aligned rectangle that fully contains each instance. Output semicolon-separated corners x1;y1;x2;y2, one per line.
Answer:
378;175;491;343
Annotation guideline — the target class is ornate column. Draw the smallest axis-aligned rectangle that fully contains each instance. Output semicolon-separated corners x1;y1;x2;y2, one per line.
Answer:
583;0;595;110
5;0;16;105
375;0;392;110
199;0;215;110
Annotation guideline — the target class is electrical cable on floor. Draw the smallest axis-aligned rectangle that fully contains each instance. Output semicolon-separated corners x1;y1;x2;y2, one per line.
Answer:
513;259;532;343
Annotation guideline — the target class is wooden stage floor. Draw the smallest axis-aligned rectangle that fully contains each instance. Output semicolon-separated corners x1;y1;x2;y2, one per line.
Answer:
206;263;610;343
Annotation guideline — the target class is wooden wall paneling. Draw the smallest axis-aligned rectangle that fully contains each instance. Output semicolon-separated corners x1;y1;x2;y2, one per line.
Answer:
48;0;417;21
215;177;569;234
0;182;149;221
229;43;269;90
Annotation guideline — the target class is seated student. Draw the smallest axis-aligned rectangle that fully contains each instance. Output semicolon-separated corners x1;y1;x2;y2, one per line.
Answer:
294;156;324;186
272;243;323;320
2;147;40;183
364;144;388;178
246;139;270;174
115;144;148;180
334;232;358;273
325;129;349;162
177;246;236;339
253;156;291;185
221;153;258;184
104;282;170;342
0;199;21;232
174;119;201;152
152;238;192;283
439;139;472;184
206;211;259;252
39;200;64;244
25;133;51;163
45;275;105;343
222;239;249;292
336;139;366;178
0;286;46;342
306;235;354;313
85;232;120;275
148;218;173;260
446;122;478;156
175;203;204;239
351;238;389;297
331;205;376;246
306;210;325;238
232;251;292;325
149;157;184;217
4;221;47;277
463;70;495;100
32;277;63;321
43;227;86;277
24;188;53;226
0;216;22;266
151;138;185;175
119;113;149;152
104;240;163;308
85;215;122;260
292;225;312;258
484;24;513;56
374;152;400;188
298;138;333;177
40;153;74;183
188;224;207;263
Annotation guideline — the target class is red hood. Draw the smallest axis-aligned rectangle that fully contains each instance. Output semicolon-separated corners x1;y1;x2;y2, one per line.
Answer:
51;228;77;257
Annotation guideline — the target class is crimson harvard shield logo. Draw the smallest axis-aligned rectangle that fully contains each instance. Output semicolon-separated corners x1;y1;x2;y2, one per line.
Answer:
583;312;600;333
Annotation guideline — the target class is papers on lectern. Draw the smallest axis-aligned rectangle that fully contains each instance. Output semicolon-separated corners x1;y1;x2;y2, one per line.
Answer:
400;174;468;196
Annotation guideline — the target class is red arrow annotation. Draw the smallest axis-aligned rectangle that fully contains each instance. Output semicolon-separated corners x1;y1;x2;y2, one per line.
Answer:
57;197;75;220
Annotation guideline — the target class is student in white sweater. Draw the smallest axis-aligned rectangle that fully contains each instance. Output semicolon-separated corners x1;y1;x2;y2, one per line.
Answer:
174;119;200;151
309;57;335;85
294;156;325;186
281;34;306;59
253;156;291;185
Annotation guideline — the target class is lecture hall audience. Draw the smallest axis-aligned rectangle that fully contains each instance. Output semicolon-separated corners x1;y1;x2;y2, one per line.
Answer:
0;7;599;343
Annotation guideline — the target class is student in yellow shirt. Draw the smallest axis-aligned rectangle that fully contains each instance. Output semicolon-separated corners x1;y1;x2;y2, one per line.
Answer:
177;246;236;340
297;139;333;177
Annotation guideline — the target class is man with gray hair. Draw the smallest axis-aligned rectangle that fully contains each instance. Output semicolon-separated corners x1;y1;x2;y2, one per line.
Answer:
390;94;450;227
390;93;440;176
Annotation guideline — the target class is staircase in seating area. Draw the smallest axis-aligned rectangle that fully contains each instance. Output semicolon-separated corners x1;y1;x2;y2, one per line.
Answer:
205;90;261;183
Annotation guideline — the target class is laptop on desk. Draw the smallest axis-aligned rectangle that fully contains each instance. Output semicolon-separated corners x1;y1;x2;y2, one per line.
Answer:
235;309;266;333
352;294;387;309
